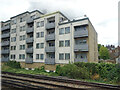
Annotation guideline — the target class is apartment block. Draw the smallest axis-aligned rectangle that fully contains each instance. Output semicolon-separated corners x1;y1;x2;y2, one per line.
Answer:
1;10;98;70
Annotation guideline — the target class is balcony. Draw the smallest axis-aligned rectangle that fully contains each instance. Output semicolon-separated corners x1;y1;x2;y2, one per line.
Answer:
45;46;55;52
25;58;33;63
1;41;10;46
1;33;10;38
45;34;55;41
45;58;55;64
74;30;88;38
26;27;34;33
74;44;88;52
74;58;88;62
45;22;55;30
26;47;33;53
27;18;34;24
1;58;9;62
26;37;33;43
1;49;9;54
1;25;10;31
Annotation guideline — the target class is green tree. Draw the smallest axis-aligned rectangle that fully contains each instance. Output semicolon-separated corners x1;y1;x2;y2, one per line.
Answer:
99;46;110;60
98;44;102;52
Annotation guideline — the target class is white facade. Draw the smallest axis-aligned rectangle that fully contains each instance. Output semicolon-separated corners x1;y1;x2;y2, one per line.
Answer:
1;10;98;65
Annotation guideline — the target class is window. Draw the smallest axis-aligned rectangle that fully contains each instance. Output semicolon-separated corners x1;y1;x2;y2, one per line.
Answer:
19;54;25;59
65;27;70;34
11;46;16;50
36;32;40;38
75;39;87;45
19;45;25;50
11;54;16;59
11;28;16;33
20;26;25;32
20;35;25;41
59;41;64;47
12;19;16;25
65;40;70;47
37;22;40;27
65;53;70;60
36;43;40;49
41;21;44;27
41;32;44;37
59;53;64;60
59;28;64;35
11;37;16;42
40;43;44;48
40;54;44;60
36;54;39;59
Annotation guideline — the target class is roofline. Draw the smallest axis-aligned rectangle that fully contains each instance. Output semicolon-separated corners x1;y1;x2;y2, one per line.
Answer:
10;10;44;19
30;10;44;15
34;11;70;20
59;18;89;25
10;11;29;19
1;20;11;23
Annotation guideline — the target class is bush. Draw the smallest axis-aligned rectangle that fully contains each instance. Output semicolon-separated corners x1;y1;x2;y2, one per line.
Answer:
5;61;21;69
57;64;89;79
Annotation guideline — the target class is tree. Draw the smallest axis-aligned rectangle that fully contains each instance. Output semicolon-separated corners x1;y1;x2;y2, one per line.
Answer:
98;44;102;52
99;46;110;60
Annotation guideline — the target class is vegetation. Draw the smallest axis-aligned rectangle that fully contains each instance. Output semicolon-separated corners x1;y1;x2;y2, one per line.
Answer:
2;61;120;85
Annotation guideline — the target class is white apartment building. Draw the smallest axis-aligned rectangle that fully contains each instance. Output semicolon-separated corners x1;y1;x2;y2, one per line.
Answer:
1;10;98;70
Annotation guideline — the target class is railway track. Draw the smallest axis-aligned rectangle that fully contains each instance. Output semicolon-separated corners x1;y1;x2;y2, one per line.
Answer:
2;71;120;90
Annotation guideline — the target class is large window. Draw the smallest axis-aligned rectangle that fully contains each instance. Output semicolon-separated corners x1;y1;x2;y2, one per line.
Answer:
36;32;40;38
36;54;44;60
36;43;40;49
59;41;64;47
37;22;40;27
65;40;70;47
65;27;70;34
19;54;25;59
20;26;25;32
40;54;44;60
11;37;16;42
65;53;70;60
40;43;44;48
11;28;16;34
41;21;44;27
59;28;64;35
36;54;39;59
11;46;16;50
41;32;44;37
59;53;64;60
75;39;87;45
11;54;16;59
20;35;25;41
19;45;25;50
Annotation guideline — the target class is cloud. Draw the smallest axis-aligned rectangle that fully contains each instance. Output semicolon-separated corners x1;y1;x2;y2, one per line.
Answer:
0;0;118;46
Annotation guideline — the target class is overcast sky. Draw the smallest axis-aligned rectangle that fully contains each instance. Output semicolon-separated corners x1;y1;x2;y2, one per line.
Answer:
0;0;119;46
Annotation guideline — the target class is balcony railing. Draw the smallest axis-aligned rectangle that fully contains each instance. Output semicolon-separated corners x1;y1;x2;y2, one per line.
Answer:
74;58;88;62
1;33;10;38
74;44;88;52
1;25;10;31
1;58;9;62
45;58;55;64
45;34;55;41
45;22;55;30
25;58;33;63
26;27;34;33
1;49;10;54
26;37;33;43
1;41;10;46
26;47;33;53
74;30;88;38
45;46;55;52
27;18;34;24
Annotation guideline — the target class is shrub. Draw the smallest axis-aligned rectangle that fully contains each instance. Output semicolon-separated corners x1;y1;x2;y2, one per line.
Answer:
55;65;61;74
5;61;21;69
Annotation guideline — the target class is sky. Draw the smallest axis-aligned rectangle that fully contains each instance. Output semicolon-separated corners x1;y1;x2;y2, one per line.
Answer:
0;0;119;46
